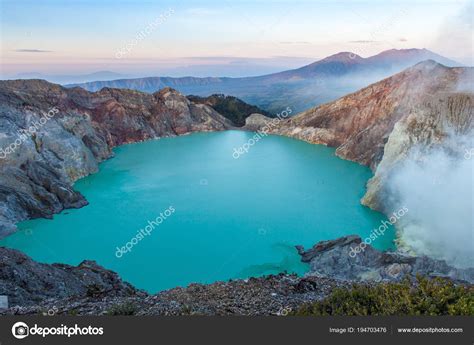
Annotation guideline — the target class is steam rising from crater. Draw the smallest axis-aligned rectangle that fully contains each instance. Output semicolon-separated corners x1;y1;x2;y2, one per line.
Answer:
388;132;473;268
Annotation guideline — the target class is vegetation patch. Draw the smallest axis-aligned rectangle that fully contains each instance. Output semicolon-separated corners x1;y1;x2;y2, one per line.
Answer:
106;302;139;316
188;94;272;126
292;277;474;316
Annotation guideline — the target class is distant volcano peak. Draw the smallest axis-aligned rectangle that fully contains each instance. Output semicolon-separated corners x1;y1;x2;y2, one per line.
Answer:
320;51;363;63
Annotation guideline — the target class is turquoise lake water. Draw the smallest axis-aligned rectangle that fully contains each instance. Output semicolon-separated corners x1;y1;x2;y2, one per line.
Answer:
1;131;395;293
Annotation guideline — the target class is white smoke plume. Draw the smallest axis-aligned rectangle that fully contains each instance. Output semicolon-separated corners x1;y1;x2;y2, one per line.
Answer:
388;132;474;268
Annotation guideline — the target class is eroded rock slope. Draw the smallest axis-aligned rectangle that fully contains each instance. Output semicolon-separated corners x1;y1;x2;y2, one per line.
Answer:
265;61;473;212
0;80;232;236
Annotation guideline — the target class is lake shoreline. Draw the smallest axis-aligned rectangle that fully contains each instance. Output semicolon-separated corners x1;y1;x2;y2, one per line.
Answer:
2;131;393;292
1;234;472;315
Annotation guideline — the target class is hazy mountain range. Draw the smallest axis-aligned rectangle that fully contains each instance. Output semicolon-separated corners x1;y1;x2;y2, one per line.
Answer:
68;48;462;113
14;71;125;85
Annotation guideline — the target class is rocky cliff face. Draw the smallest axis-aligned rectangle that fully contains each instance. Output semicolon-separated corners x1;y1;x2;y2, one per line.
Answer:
243;113;275;131
0;247;141;307
0;80;232;236
265;61;473;212
361;92;473;211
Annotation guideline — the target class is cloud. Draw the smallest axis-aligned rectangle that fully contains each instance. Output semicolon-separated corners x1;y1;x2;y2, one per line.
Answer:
14;49;52;53
348;40;380;44
279;41;311;45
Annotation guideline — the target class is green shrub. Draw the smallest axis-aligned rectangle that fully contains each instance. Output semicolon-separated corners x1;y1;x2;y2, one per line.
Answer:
293;276;474;316
86;284;104;298
106;302;138;316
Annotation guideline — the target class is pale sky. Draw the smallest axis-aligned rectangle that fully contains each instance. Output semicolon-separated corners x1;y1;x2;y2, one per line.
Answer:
1;0;472;78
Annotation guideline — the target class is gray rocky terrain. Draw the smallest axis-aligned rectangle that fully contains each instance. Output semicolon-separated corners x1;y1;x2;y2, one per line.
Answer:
296;235;474;283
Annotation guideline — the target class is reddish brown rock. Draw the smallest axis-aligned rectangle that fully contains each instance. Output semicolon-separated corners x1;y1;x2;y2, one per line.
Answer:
0;80;232;236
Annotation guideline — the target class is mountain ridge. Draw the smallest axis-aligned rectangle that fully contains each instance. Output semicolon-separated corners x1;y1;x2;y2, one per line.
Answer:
67;49;463;114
